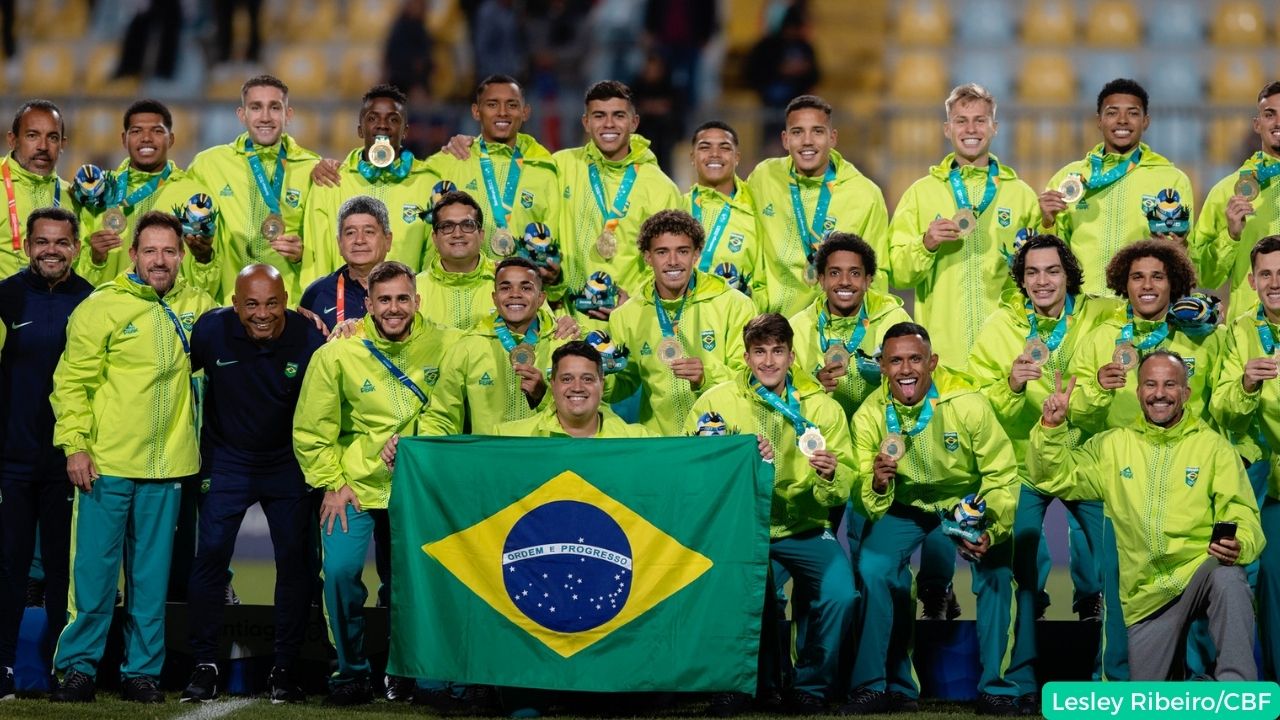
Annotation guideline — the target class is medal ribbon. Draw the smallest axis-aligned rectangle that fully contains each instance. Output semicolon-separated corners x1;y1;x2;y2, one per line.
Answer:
587;162;637;233
478;139;523;231
145;281;201;426
884;383;939;437
1117;304;1170;351
751;373;816;436
1084;146;1142;193
114;164;173;211
1243;153;1280;189
245;138;285;216
3;158;61;250
357;149;413;183
817;303;869;354
788;161;837;262
362;339;427;404
1255;305;1277;355
494;314;541;352
691;186;733;272
948;158;999;214
1025;293;1076;351
654;275;695;339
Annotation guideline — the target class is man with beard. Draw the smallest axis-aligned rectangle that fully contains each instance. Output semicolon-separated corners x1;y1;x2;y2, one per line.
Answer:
0;100;75;278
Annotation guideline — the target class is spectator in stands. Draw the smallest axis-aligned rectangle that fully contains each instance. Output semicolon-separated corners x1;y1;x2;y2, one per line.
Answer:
642;0;717;113
114;0;182;80
632;51;682;174
473;0;526;83
744;4;819;151
213;0;262;64
384;0;433;101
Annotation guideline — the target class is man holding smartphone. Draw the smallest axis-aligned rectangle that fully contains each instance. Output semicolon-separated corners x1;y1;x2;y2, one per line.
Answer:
1029;350;1264;681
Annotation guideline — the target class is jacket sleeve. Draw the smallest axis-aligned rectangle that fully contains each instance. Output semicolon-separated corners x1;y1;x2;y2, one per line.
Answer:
856;183;891;293
1066;330;1115;436
968;317;1028;423
417;341;468;436
887;184;934;290
300;182;339;291
603;309;642;402
51;301;112;456
292;348;347;492
1210;441;1265;566
851;400;893;521
1027;420;1106;502
1209;326;1261;435
962;397;1020;545
811;397;855;508
749;212;770;312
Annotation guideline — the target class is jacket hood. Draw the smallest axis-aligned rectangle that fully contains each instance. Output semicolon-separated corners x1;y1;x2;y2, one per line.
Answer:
585;134;659;169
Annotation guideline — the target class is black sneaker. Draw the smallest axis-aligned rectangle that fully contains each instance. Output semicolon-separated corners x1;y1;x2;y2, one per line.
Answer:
836;688;889;715
24;578;43;608
384;674;415;702
0;666;14;701
50;670;96;703
887;692;919;712
976;693;1020;716
754;689;785;713
459;684;500;715
121;675;165;704
920;586;961;620
267;665;305;704
1017;693;1040;716
787;689;826;714
708;692;751;717
324;678;373;706
1076;593;1102;622
224;582;241;606
413;686;460;712
180;664;218;702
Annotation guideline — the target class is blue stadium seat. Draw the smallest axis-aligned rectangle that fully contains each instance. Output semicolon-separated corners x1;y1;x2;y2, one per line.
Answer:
1145;52;1203;106
1144;0;1203;44
953;0;1016;44
950;49;1014;102
1144;115;1205;164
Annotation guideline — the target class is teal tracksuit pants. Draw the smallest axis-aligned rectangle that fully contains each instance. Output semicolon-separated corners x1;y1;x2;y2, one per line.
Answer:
54;475;182;679
768;528;855;700
321;504;391;686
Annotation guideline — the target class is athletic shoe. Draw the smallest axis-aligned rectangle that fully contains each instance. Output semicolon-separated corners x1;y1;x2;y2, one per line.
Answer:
0;667;14;701
24;578;43;608
384;674;415;702
267;665;305;704
836;688;888;715
1076;593;1103;622
180;664;218;702
224;582;241;606
787;689;826;714
49;670;95;703
324;678;373;706
413;687;460;712
1017;693;1040;716
887;691;919;712
920;586;961;620
976;693;1020;716
120;675;165;703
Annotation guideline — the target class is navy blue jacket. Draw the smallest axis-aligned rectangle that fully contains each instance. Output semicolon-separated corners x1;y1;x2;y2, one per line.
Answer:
298;265;368;331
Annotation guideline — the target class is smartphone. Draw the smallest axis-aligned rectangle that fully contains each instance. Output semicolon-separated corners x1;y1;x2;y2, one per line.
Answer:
1210;521;1238;545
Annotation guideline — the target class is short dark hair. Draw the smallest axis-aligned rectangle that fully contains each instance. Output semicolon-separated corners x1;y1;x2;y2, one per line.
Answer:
1104;239;1197;301
475;74;524;103
552;340;603;375
1096;78;1149;114
814;232;877;277
584;80;633;108
10;99;64;137
362;83;407;109
26;206;78;240
495;256;542;288
430;190;484;230
338;195;390;236
1251;235;1280;268
241;74;289;102
366;260;416;293
882;321;932;347
691;120;739;147
122;99;172;132
742;313;794;350
637;209;704;253
1259;81;1280;104
784;95;833;122
1011;234;1084;298
132;210;183;249
1138;348;1188;383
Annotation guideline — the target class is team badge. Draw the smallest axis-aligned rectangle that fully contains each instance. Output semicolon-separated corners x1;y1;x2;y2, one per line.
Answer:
1185;467;1199;487
823;216;837;233
1120;466;1133;479
284;187;301;208
425;367;440;386
479;372;494;386
996;207;1011;227
727;233;744;253
701;330;716;351
943;432;959;452
1185;357;1196;377
762;203;775;217
284;362;298;378
640;342;652;356
521;190;534;209
179;312;195;332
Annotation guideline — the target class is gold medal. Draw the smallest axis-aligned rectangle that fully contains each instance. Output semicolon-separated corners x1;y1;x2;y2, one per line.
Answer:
102;207;127;235
368;136;395;168
1025;337;1051;366
824;345;849;369
509;343;536;367
879;432;906;461
491;227;516;256
953;208;977;237
1058;176;1085;204
798;427;826;458
596;229;617;260
657;336;683;365
1235;173;1261;202
1112;342;1138;371
261;213;285;241
803;263;819;285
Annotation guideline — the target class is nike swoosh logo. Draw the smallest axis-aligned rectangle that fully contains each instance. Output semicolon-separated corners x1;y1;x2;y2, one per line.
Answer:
11;321;32;329
215;359;239;367
323;306;338;314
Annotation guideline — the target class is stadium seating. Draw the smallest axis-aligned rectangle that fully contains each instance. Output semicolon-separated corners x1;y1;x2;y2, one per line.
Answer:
338;45;383;98
893;0;950;46
270;46;329;101
1017;53;1077;105
1210;0;1267;47
1020;0;1076;46
953;0;1016;44
343;0;400;42
1083;1;1141;47
888;52;948;104
1208;53;1265;105
18;44;75;96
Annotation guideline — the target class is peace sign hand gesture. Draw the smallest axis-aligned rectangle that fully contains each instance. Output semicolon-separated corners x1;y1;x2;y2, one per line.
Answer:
1041;370;1076;428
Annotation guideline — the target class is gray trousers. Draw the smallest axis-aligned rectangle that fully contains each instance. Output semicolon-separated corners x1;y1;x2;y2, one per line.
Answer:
1127;558;1257;681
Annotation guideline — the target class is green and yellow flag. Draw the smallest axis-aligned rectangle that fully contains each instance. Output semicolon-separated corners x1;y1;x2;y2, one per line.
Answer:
387;435;772;692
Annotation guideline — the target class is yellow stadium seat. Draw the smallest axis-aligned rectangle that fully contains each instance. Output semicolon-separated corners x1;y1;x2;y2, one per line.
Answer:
1084;1;1141;46
1208;116;1252;165
888;114;943;160
1013;118;1075;169
1017;54;1077;105
343;0;399;42
1208;54;1263;104
338;45;383;97
270;46;329;100
887;166;924;211
889;52;947;103
74;104;122;159
327;111;357;157
286;108;324;154
1021;0;1076;46
18;44;76;96
1211;1;1266;46
82;43;139;98
167;106;200;164
894;0;950;46
31;0;88;41
285;0;336;41
725;0;765;52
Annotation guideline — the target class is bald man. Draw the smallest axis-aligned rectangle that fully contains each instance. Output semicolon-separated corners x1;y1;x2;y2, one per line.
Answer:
181;265;325;704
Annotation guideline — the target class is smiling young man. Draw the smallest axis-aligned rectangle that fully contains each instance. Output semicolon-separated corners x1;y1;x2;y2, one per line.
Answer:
1192;81;1280;313
1032;352;1263;681
49;211;216;703
747;95;889;318
180;264;324;704
606;209;755;435
188;75;321;303
497;341;649;438
1041;79;1196;295
844;322;1020;716
292;261;457;705
889;83;1038;369
0;100;75;278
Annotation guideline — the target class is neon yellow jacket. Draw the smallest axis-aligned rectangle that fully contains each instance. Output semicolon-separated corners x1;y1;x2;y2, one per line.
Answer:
424;133;561;264
686;369;856;539
0;155;74;279
418;307;568;435
52;272;215;478
1189;153;1280;313
301;147;439;287
967;293;1121;466
76;159;219;292
1066;303;1226;436
1046;143;1195;295
787;289;911;420
746;150;889;318
1029;415;1263;625
889;154;1039;368
683;177;769;309
292;312;458;509
415;255;496;331
554;135;683;309
605;271;757;435
851;366;1019;545
497;403;651;438
187;133;320;303
1210;307;1280;499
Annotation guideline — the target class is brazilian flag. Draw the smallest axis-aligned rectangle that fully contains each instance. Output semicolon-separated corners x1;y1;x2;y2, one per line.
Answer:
388;434;772;692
